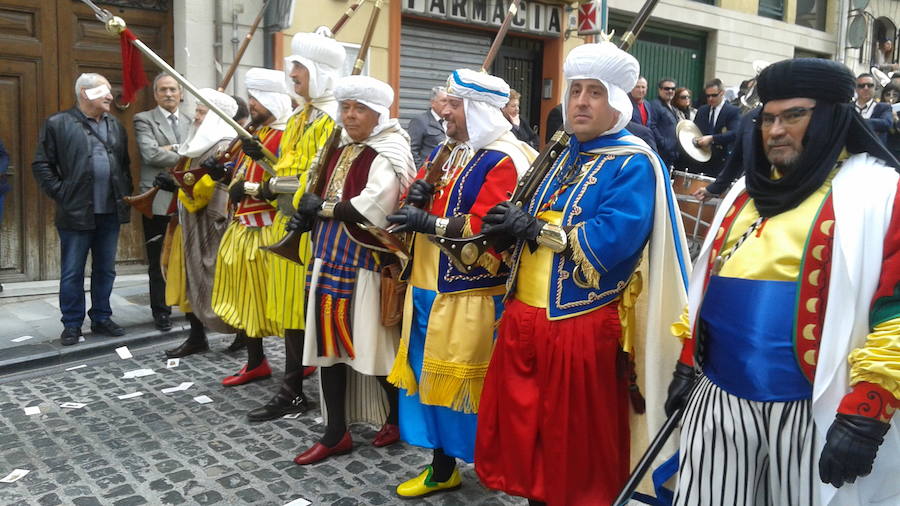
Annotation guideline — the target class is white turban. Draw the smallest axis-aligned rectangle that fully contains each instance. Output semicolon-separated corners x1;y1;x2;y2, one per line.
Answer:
445;69;511;151
562;42;640;137
334;75;394;137
245;67;292;128
179;88;238;158
284;31;345;102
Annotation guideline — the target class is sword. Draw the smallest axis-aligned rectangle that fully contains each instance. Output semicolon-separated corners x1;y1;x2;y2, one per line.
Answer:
612;407;684;506
79;0;278;175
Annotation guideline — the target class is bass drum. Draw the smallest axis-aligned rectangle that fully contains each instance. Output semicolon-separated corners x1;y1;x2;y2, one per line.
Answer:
671;171;720;259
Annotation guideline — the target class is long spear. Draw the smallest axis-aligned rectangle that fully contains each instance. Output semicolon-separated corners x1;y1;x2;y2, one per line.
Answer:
79;0;278;174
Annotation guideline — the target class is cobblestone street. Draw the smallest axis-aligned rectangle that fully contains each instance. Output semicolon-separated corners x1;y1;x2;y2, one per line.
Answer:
0;336;523;505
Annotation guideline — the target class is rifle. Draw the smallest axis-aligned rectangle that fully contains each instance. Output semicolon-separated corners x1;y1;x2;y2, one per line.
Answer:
430;0;661;272
261;0;384;264
120;0;272;217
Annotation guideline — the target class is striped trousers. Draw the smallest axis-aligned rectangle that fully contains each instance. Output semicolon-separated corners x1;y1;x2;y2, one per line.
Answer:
674;375;820;506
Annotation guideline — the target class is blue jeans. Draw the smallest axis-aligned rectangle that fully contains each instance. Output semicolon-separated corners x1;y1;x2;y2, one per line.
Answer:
57;213;120;327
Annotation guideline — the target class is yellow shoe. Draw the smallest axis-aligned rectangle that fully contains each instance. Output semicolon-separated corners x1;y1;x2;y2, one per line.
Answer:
396;466;462;498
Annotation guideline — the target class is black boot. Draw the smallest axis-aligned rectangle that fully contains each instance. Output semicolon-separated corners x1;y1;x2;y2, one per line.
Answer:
247;328;308;422
225;332;248;353
165;313;209;358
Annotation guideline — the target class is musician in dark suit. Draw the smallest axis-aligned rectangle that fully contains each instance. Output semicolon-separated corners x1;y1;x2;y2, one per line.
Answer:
854;73;893;144
133;73;192;331
649;78;680;167
406;86;447;167
693;78;741;176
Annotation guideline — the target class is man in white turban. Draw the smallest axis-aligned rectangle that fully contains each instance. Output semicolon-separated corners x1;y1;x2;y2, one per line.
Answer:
285;74;416;465
474;42;691;505
385;68;536;498
162;88;240;358
240;31;346;422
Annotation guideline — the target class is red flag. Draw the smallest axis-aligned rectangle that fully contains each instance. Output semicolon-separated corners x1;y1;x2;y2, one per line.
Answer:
119;29;149;104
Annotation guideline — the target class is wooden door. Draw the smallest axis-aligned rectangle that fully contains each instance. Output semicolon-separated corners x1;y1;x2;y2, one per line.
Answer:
0;0;172;282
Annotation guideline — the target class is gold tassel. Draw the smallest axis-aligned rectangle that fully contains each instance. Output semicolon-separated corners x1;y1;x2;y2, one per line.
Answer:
418;359;490;414
567;225;602;288
386;337;419;395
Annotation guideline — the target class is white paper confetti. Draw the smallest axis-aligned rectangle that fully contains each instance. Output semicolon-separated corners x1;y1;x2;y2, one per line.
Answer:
115;346;133;359
282;412;303;419
0;469;29;483
23;406;40;416
283;498;311;506
117;392;143;400
59;402;86;409
313;416;323;424
161;382;194;394
122;369;155;379
10;335;34;343
166;358;180;369
65;364;87;371
193;395;213;404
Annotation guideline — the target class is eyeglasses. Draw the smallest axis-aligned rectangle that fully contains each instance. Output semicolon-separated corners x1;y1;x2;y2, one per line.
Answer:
857;83;875;89
660;86;675;91
705;92;721;98
759;107;816;129
677;95;691;100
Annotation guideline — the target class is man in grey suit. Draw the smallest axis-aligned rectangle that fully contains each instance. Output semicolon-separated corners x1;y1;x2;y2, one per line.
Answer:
133;73;191;331
407;86;447;167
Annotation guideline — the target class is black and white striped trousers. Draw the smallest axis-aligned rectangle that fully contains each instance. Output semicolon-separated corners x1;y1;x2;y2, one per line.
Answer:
673;375;819;506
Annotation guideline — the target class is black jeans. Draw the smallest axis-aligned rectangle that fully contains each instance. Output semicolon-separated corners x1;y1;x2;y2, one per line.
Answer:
142;214;171;316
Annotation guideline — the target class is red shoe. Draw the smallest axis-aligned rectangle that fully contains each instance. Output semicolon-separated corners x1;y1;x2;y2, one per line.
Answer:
293;432;352;465
303;366;317;378
222;359;272;387
372;423;400;447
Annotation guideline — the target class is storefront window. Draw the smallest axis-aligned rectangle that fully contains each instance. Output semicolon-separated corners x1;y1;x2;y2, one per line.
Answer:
794;0;826;31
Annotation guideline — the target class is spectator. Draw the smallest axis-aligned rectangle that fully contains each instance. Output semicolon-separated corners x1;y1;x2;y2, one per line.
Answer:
650;77;679;166
32;73;132;346
693;78;740;176
626;120;658;152
133;73;191;332
854;73;892;144
407;86;447;167
545;103;563;143
882;84;900;161
629;76;654;128
502;89;537;148
673;87;696;121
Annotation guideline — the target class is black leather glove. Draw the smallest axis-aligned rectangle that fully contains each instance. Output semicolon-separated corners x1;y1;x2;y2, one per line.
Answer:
257;179;277;201
201;157;226;181
819;413;890;488
297;193;325;217
406;179;435;208
242;137;265;161
153;172;177;193
228;181;245;205
386;206;437;234
664;362;697;417
286;211;314;234
482;201;544;240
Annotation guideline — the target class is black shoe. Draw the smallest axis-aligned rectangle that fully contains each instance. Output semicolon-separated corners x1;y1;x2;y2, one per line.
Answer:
154;313;173;332
247;391;309;422
60;327;82;346
165;337;209;359
91;319;126;336
225;333;248;353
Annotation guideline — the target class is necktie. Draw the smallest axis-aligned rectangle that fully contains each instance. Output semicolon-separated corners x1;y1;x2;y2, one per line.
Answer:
169;114;181;143
709;107;715;128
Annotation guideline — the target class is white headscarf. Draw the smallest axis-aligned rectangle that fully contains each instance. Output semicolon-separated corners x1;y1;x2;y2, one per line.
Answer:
562;42;639;137
334;75;394;137
179;88;238;158
445;69;511;152
245;67;292;130
284;31;345;118
334;75;416;191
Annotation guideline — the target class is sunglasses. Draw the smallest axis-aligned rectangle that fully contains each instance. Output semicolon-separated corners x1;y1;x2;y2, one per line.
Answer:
857;83;875;89
705;93;721;98
660;86;676;91
678;95;691;99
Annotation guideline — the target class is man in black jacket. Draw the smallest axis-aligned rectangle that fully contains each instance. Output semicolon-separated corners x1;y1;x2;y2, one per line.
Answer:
649;78;680;167
32;73;133;345
693;78;741;176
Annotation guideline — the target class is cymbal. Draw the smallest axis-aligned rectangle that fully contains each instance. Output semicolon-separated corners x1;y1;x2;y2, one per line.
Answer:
676;119;711;163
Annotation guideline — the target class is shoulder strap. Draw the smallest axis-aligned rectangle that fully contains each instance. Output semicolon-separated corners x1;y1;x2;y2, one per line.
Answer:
66;109;115;153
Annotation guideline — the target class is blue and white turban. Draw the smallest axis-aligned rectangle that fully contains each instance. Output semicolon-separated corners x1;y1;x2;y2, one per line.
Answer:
445;68;512;151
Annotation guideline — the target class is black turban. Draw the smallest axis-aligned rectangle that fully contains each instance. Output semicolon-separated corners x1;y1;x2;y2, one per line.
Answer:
744;58;900;217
